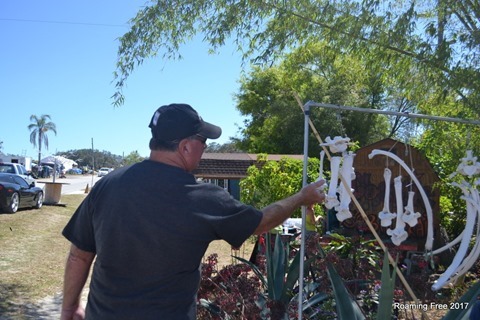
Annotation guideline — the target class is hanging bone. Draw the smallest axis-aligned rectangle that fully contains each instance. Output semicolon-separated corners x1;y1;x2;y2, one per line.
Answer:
386;176;408;246
402;191;421;227
452;150;480;178
325;156;341;209
378;168;397;227
318;150;325;181
320;136;351;154
432;151;480;291
369;149;434;251
335;152;355;222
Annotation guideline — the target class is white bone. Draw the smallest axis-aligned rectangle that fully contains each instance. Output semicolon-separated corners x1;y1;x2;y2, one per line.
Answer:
378;168;396;227
335;152;355;222
431;230;464;255
325;156;341;209
402;191;422;227
386;176;408;246
456;150;480;177
432;195;478;291
447;195;480;286
369;149;434;250
318;150;325;181
320;136;351;154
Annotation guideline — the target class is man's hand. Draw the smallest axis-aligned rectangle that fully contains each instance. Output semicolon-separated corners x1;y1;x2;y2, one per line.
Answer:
254;179;326;235
60;305;85;320
299;179;326;206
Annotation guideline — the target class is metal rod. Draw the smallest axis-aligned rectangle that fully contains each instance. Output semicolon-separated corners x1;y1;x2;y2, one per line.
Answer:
306;101;480;126
298;103;310;320
298;98;428;319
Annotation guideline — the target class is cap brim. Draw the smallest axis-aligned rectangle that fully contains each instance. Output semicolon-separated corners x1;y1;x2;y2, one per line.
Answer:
198;121;222;139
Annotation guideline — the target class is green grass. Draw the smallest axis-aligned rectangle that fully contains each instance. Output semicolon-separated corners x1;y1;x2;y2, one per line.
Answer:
0;194;85;316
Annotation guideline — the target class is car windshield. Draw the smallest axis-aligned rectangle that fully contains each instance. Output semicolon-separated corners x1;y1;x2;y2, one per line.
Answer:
0;164;15;174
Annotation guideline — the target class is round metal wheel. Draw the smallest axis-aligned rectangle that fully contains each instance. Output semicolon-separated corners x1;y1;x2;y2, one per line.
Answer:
7;192;19;213
34;192;44;209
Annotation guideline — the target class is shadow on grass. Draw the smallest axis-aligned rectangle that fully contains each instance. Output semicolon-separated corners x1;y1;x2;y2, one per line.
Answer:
0;282;62;319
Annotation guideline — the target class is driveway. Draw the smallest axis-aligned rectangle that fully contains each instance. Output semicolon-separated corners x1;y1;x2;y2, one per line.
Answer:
36;174;101;195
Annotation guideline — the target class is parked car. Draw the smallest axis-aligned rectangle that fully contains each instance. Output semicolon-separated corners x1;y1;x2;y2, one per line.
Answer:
97;167;111;177
0;173;44;213
0;162;36;186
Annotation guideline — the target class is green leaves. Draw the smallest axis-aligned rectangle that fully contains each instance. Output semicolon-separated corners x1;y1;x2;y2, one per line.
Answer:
240;156;319;216
114;0;480;124
376;251;397;319
318;245;366;320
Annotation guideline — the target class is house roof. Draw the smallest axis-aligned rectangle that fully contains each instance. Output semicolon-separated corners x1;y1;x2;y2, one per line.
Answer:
193;153;304;179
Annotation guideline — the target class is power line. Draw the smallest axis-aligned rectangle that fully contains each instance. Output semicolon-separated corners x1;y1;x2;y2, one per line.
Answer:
0;18;127;28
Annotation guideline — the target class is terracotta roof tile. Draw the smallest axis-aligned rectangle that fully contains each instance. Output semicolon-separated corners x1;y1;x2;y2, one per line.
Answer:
193;153;304;179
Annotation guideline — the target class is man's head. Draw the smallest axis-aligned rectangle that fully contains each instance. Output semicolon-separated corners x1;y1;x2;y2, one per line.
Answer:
148;103;222;151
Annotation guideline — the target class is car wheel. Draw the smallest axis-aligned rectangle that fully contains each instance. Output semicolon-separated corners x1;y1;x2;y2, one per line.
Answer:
6;192;19;213
34;192;44;209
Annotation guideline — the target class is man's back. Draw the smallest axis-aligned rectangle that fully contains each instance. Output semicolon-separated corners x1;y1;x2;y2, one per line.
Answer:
63;160;262;319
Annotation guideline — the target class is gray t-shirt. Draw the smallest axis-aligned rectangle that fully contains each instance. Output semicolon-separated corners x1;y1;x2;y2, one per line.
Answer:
63;160;263;320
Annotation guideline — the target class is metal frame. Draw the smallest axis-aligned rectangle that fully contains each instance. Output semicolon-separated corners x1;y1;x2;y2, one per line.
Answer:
298;101;480;320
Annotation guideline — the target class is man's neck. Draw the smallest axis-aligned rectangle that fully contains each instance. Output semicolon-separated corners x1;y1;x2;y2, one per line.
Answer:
149;150;189;171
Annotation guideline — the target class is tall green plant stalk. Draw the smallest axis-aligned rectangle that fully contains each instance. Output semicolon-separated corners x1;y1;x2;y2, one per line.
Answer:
376;252;398;319
236;233;309;319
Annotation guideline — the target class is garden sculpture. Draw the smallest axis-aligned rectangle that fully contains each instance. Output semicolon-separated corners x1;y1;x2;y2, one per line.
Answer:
368;149;434;251
430;150;480;291
385;176;409;246
320;136;355;222
377;168;397;227
369;149;480;291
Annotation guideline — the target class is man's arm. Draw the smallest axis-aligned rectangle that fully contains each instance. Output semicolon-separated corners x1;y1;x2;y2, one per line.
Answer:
61;244;95;320
253;179;326;235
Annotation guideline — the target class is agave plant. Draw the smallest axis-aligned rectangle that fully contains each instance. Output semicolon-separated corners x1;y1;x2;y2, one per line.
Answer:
200;231;480;320
235;233;310;319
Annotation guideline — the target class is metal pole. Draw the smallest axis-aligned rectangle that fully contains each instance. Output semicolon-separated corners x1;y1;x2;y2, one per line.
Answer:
298;102;311;320
308;102;480;126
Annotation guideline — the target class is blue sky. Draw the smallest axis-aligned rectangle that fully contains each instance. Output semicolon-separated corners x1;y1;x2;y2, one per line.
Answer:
1;0;247;160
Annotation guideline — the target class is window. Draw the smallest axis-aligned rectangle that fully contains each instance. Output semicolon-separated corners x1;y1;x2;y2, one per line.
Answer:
13;176;29;188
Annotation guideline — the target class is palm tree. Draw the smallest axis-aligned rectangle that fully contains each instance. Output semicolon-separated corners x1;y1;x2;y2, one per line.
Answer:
28;114;57;166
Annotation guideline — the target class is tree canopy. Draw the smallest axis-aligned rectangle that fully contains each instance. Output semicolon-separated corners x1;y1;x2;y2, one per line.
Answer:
234;41;393;155
113;0;480;118
59;149;123;170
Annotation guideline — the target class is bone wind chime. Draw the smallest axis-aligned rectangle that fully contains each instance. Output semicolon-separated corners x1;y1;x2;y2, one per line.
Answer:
318;135;480;291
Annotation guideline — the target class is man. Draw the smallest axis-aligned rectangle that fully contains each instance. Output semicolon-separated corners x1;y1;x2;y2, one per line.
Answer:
61;103;326;320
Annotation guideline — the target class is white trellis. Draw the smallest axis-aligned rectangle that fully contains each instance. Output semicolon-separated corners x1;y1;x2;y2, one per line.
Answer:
297;100;480;320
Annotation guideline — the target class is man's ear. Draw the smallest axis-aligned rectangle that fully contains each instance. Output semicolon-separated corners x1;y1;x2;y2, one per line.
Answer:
178;139;191;154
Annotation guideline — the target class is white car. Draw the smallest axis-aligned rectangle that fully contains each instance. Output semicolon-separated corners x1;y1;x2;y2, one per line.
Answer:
97;167;111;177
0;162;36;186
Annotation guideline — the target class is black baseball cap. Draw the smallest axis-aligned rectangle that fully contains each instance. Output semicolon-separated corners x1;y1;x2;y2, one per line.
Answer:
149;103;222;142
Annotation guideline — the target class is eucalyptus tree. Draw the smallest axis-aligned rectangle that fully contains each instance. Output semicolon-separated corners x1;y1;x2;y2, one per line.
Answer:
28;114;57;166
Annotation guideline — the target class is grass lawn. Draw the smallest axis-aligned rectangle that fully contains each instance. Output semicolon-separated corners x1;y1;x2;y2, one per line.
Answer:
0;194;254;316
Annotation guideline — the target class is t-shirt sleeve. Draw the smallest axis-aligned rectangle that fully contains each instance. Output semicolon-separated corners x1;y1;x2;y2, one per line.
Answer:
216;204;262;248
62;195;96;253
200;187;263;248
